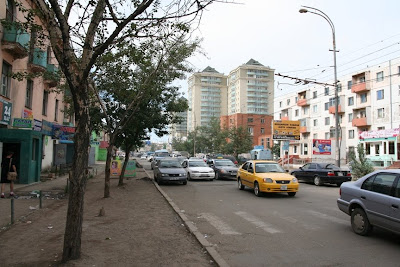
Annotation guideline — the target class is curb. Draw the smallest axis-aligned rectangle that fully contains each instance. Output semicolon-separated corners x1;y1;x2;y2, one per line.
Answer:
143;168;229;267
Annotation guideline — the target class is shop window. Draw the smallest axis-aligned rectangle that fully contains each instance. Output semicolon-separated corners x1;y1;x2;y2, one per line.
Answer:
389;142;395;154
366;143;371;155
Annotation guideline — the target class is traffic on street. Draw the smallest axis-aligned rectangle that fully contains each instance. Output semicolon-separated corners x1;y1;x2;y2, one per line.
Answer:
139;158;400;267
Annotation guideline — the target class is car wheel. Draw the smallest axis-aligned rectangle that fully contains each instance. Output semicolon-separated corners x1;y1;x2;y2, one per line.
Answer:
288;192;296;197
254;182;262;197
238;178;245;190
313;175;322;186
215;172;219;180
182;180;187;185
351;208;372;236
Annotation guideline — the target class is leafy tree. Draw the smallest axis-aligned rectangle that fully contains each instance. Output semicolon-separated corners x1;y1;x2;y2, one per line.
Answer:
223;126;253;158
348;144;375;179
272;143;281;158
24;0;217;262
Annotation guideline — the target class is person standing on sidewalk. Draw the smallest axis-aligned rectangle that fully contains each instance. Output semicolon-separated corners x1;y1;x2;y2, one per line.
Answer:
1;151;17;198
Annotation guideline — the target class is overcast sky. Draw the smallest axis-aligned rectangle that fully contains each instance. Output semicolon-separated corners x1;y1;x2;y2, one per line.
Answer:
152;0;400;142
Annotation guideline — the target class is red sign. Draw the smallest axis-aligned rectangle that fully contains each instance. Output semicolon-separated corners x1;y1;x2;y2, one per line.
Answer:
312;139;331;155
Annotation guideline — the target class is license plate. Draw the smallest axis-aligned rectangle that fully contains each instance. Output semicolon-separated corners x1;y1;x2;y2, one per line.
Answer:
337;172;343;176
280;185;287;190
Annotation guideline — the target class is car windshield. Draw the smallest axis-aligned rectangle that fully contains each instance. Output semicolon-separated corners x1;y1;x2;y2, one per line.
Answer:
255;163;285;173
215;160;235;167
189;161;207;167
159;161;182;168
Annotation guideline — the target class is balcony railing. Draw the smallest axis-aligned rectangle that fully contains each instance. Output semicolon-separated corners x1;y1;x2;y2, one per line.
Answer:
29;48;47;73
43;64;60;87
328;104;344;114
300;126;309;133
1;23;30;59
351;82;369;93
352;117;371;127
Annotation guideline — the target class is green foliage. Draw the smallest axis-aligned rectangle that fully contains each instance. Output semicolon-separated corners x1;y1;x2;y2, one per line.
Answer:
349;144;375;179
223;126;253;158
272;143;281;158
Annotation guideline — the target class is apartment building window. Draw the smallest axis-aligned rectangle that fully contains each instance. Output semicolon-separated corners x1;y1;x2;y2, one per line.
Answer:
347;81;352;90
279;101;282;107
42;90;48;115
295;109;299;117
303;107;309;115
295;96;298;102
287;99;290;105
1;61;12;98
378;126;385;130
261;138;264;147
348;113;353;122
261;127;265;134
376;71;384;82
6;0;15;21
377;108;385;118
360;93;367;103
348;96;354;106
325;117;330;125
25;80;33;109
279;113;282;119
261;118;265;123
360;76;366;83
324;102;329;110
248;118;253;123
313;105;317;113
304;143;308;155
248;127;253;135
398;66;400;75
313;119;318;127
324;87;329;96
313;133;317;139
377;89;384;100
325;132;330;139
55;99;59;121
349;130;355;139
313;91;317;98
337;83;342;92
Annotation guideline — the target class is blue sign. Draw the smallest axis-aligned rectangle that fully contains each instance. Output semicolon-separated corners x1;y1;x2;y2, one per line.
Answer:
254;145;264;149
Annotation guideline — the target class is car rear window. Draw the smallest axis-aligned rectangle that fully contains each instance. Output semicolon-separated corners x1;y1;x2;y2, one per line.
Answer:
362;173;397;196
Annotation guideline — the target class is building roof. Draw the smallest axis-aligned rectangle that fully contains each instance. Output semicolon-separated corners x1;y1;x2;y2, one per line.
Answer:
245;59;264;66
202;66;219;73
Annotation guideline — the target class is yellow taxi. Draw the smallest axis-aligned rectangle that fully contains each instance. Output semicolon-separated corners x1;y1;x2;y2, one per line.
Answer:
237;160;299;197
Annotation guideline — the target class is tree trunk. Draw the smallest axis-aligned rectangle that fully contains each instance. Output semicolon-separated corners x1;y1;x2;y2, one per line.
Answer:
118;144;132;186
104;145;114;198
62;88;90;262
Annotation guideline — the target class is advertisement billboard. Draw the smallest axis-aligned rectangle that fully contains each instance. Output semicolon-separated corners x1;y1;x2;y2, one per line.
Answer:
312;139;331;155
272;120;300;140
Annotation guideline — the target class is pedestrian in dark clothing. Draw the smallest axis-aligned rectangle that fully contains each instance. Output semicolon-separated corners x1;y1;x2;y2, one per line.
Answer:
1;151;17;198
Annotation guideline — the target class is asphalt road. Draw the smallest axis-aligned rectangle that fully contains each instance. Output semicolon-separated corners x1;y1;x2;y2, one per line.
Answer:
140;159;400;267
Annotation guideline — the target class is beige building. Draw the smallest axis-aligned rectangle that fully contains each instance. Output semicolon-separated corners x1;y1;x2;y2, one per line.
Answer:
187;66;228;131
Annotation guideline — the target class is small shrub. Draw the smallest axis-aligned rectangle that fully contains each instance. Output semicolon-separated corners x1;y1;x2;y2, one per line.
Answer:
349;144;375;180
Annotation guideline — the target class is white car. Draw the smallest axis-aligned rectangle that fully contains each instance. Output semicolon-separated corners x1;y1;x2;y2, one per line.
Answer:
140;155;147;159
182;159;215;181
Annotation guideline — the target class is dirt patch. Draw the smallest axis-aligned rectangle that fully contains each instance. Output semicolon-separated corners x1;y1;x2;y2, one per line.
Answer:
0;174;216;266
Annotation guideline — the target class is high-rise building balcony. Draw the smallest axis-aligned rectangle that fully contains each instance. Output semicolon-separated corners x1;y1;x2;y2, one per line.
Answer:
29;48;47;73
329;104;344;114
352;116;371;127
300;126;309;133
1;23;30;59
43;64;60;87
351;82;370;93
297;98;310;106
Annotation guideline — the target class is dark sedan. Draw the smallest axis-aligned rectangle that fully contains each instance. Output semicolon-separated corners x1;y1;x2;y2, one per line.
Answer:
291;162;351;186
208;159;238;180
153;158;187;185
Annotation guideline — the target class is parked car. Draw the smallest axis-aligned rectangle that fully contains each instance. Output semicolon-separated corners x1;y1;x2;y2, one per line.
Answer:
291;162;351;186
182;159;215;181
208;159;238;180
153;158;187;185
140;154;147;159
337;170;400;236
237;160;299;197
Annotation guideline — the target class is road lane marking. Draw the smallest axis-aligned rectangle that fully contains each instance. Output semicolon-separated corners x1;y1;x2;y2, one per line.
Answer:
272;211;320;230
199;213;241;235
235;211;281;234
307;210;348;225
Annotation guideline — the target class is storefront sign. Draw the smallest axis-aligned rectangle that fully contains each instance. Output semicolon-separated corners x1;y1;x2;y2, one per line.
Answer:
0;99;12;125
33;119;42;131
52;124;75;141
312;139;331;155
273;120;300;140
359;128;400;139
41;120;53;136
22;109;33;120
13;118;32;128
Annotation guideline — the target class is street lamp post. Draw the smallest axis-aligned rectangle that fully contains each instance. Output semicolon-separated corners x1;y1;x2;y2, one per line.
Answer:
299;6;340;167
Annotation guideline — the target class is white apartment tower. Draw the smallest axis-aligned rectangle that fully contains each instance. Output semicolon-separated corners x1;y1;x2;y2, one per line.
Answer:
228;59;275;115
187;67;228;131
